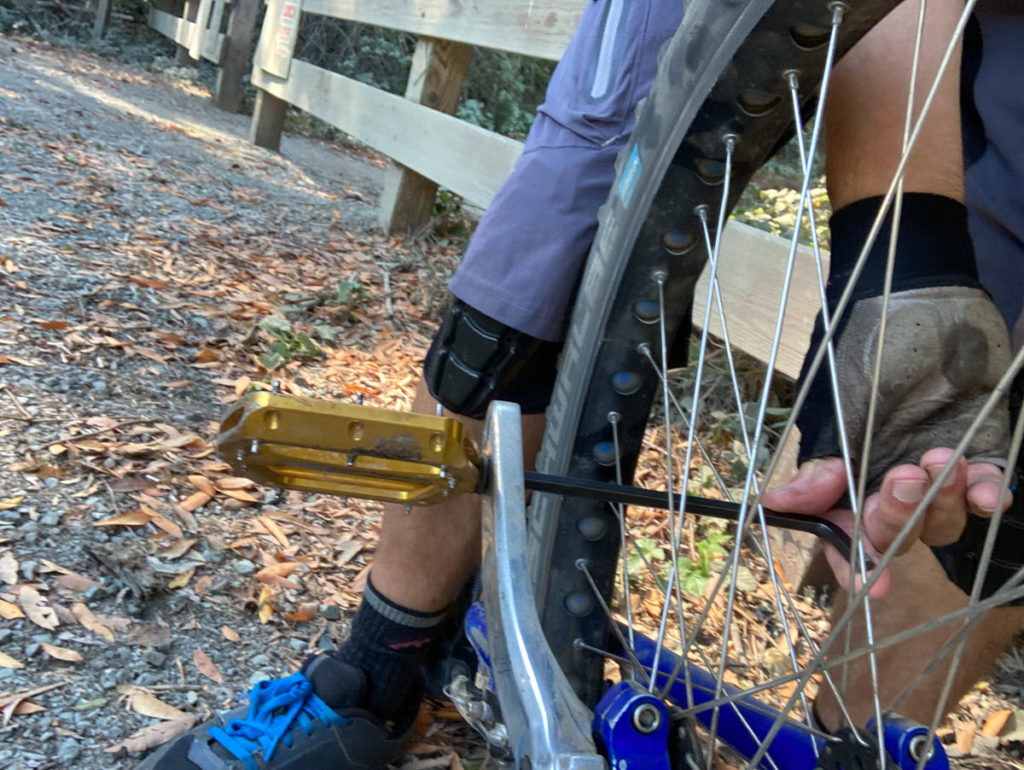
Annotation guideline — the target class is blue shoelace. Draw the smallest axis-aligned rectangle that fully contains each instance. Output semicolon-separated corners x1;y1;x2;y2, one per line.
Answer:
207;672;349;769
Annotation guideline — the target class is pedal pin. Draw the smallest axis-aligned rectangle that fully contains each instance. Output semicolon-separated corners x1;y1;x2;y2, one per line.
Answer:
272;380;281;394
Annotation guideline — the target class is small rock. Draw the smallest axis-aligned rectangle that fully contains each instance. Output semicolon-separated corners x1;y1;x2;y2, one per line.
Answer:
43;477;59;488
287;638;307;652
20;561;38;581
0;668;13;680
56;738;80;764
250;653;269;667
24;643;40;658
320;604;341;621
318;635;337;653
40;512;61;527
233;559;255;575
142;649;167;668
185;691;198;706
0;629;11;644
248;671;271;687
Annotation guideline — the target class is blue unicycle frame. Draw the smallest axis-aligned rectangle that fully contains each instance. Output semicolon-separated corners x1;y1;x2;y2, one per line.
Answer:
470;401;948;770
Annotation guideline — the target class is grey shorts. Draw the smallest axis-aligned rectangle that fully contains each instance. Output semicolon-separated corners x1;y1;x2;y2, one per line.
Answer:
447;0;684;342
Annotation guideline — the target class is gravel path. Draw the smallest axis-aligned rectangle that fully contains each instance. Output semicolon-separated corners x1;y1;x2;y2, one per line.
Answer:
0;34;470;768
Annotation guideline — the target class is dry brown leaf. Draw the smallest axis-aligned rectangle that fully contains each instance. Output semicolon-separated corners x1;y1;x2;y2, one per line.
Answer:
982;708;1013;737
106;716;196;753
179;491;212;512
93;510;152;527
135;347;168;363
54;571;101;593
148;511;184;539
0;652;24;669
234;375;252;397
158;538;197;560
41;643;83;663
72;602;115;642
258;515;290;548
257;585;274;624
193;648;224;683
12;701;45;716
282;602;318;623
0;599;25;620
0;683;63;724
0;496;24;511
168;567;196;590
221;488;259;503
221;625;240;642
0;552;18;584
128;690;190;721
216;477;255;490
955;719;977;755
195;348;219;363
18;586;59;630
255;562;298;580
187;475;217;496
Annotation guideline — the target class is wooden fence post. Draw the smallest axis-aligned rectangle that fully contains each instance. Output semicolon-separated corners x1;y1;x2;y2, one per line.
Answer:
92;0;112;39
379;37;472;233
250;89;288;151
175;0;199;64
215;0;260;112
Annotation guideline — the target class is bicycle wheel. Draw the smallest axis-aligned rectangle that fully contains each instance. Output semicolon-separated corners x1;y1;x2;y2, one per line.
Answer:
527;0;1024;766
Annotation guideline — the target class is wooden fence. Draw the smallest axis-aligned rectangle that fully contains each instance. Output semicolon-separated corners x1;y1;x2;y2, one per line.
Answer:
146;0;261;112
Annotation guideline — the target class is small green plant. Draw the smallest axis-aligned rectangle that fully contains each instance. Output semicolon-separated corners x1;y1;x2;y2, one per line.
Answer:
627;537;666;584
669;532;732;597
257;317;325;370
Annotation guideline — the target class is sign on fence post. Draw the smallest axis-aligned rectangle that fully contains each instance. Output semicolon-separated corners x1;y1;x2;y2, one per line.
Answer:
256;0;302;80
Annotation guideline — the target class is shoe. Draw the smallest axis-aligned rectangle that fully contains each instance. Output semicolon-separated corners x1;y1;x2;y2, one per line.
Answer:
137;656;414;770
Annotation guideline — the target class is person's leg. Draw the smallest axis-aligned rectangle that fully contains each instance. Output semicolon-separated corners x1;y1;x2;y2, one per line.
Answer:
779;0;1024;730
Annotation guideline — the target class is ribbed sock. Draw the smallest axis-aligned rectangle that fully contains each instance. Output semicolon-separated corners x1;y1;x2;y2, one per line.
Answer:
333;575;447;721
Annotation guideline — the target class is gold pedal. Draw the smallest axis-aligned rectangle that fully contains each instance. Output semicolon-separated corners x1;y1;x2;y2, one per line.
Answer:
217;392;480;506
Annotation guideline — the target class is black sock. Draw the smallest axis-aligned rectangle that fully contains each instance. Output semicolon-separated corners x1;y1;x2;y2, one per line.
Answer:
333;575;447;721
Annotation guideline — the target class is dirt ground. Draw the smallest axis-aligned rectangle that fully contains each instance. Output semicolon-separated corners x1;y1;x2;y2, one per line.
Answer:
2;32;1024;770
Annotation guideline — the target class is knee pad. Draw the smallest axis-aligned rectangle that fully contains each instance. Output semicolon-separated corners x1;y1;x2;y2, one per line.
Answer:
424;300;562;420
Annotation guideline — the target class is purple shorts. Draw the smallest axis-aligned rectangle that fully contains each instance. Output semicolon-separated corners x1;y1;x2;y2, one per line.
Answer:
448;0;684;342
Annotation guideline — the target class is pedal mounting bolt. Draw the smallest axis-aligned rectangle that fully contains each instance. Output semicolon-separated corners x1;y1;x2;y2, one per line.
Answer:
632;702;662;734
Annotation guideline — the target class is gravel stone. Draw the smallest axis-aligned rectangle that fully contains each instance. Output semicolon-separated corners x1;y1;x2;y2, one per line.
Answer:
320;604;341;621
233;559;256;575
142;649;167;667
56;738;80;764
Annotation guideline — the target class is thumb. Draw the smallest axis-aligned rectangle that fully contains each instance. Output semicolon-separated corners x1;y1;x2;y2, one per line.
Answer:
762;457;849;514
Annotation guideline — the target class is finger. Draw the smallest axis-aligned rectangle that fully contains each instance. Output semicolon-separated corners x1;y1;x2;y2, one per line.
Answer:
918;448;968;546
823;543;891;599
965;462;1014;518
762;457;848;514
862;464;930;556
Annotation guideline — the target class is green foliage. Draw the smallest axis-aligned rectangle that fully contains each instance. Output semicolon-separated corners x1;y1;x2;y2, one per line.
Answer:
626;537;665;583
257;316;325;370
671;532;731;597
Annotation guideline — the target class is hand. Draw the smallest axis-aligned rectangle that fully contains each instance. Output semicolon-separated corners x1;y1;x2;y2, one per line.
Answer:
762;449;1012;598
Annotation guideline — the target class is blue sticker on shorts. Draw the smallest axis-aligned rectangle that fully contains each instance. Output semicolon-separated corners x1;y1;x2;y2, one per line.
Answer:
618;144;642;207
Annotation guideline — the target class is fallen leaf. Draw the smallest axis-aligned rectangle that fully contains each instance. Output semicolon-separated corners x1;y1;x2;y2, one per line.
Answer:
158;538;197;560
168;567;196;589
0;599;25;619
258;515;290;548
0;683;63;724
148;511;184;539
72;602;115;642
179;491;212;512
982;709;1013;737
187;475;217;496
126;689;190;721
41;643;83;662
93;510;152;527
54;572;102;593
221;625;240;642
38;320;69;331
0;496;24;511
234;376;252;397
18;586;59;630
283;602;318;623
0;552;17;584
195;348;219;363
955;719;977;755
48;443;68;456
106;716;196;753
216;477;254;490
193;648;223;683
12;701;45;716
255;562;298;580
0;652;24;669
221;488;260;503
257;585;274;624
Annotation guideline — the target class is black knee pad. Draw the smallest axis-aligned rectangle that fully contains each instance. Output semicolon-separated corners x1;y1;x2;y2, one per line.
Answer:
424;300;562;420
